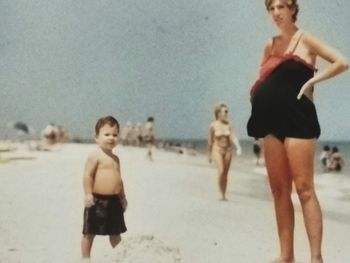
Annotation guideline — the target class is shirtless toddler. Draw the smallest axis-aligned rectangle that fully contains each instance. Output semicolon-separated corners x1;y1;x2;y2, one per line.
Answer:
81;116;127;259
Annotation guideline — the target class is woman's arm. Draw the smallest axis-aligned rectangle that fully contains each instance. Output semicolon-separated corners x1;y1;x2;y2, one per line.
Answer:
208;124;215;162
297;32;348;99
229;124;242;156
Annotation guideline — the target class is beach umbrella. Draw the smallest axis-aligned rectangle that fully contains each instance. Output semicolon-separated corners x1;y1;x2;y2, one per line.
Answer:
13;121;29;134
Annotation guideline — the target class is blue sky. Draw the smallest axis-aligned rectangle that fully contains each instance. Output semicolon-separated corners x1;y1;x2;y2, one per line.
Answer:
1;0;349;140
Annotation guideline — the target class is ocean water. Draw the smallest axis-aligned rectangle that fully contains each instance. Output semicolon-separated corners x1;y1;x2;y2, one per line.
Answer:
167;139;350;175
1;135;348;175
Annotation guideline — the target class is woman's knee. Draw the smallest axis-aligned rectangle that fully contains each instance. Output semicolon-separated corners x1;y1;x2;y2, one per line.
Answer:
297;189;315;204
270;184;292;199
295;184;315;203
221;176;227;183
221;165;231;177
214;162;224;176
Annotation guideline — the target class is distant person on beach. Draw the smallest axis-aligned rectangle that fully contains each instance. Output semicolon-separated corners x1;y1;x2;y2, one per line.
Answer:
208;103;242;201
36;123;60;150
81;116;127;260
42;123;58;145
319;145;331;171
57;125;70;143
143;117;155;161
253;137;262;165
247;0;348;262
135;122;143;146
121;121;132;145
328;147;344;172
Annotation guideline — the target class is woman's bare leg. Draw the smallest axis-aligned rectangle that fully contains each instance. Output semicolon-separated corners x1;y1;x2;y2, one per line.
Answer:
264;135;295;262
222;150;233;198
212;150;227;200
285;138;323;263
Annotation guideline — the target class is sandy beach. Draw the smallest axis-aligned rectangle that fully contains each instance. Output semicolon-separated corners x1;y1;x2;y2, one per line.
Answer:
0;143;349;263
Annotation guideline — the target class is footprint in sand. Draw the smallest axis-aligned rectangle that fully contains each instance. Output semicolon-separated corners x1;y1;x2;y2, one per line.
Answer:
114;235;182;263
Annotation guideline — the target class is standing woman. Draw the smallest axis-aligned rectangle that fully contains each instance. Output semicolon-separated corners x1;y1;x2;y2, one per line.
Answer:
208;103;241;201
247;1;348;262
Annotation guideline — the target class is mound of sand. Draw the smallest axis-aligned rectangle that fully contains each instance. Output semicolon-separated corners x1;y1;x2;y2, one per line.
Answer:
113;235;181;263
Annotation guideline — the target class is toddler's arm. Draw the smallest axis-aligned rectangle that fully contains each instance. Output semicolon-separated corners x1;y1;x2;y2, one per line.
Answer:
84;193;94;208
83;152;98;207
116;160;128;211
118;179;128;211
120;197;128;212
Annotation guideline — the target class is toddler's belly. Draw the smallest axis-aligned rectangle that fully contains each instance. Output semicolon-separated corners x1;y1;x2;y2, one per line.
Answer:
93;176;123;195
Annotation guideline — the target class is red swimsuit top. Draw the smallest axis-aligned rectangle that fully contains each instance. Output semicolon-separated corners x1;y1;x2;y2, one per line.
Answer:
250;31;315;97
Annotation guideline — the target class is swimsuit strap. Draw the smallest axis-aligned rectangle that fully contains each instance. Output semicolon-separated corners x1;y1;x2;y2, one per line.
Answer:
288;30;303;55
270;37;277;56
270;30;303;56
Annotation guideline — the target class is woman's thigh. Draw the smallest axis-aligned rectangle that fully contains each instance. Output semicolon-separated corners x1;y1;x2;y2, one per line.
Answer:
284;138;316;190
223;151;233;170
212;150;225;175
264;135;293;191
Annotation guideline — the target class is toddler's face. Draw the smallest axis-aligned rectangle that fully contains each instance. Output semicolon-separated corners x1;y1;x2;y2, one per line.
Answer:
95;124;119;151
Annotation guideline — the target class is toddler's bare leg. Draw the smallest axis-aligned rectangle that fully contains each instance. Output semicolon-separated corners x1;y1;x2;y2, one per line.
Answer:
81;234;95;258
109;235;121;248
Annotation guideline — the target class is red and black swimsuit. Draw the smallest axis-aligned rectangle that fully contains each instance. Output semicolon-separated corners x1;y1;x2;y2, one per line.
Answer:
247;35;320;141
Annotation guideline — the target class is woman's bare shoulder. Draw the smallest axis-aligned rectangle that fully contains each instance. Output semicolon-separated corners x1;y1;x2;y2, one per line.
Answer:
209;121;217;129
299;31;322;48
261;38;274;63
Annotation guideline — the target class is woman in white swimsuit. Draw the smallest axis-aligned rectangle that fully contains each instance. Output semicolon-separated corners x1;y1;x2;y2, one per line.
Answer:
208;103;241;200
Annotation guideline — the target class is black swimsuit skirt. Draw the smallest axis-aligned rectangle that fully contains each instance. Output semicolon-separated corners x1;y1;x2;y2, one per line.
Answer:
247;58;320;140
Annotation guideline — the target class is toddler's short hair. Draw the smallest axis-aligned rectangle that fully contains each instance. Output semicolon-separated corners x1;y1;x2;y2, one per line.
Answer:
95;116;120;135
